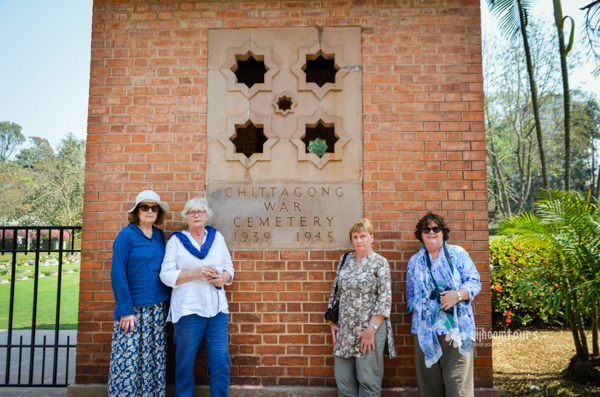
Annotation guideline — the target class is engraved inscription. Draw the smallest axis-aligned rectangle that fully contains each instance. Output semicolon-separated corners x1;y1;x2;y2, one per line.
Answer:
207;182;362;250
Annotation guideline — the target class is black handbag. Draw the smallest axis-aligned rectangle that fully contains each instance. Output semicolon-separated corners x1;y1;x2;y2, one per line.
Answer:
324;253;350;324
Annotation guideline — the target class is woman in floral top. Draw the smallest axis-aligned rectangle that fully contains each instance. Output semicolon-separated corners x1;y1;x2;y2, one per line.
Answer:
406;212;481;396
327;219;396;396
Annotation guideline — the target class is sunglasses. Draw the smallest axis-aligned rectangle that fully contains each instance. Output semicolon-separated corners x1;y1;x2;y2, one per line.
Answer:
422;226;441;234
139;204;159;213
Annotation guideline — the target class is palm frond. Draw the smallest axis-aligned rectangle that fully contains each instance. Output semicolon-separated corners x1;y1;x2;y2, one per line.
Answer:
497;211;556;248
500;189;600;327
486;0;538;40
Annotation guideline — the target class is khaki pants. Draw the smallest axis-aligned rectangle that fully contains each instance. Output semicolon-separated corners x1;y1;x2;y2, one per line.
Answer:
334;322;387;397
414;335;474;397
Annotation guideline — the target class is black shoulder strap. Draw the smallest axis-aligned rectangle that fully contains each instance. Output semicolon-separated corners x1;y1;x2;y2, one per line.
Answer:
340;252;350;270
442;242;454;274
425;243;455;292
334;253;350;295
427;243;454;274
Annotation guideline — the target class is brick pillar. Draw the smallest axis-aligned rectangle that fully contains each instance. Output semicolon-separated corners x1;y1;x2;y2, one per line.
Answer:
73;1;495;395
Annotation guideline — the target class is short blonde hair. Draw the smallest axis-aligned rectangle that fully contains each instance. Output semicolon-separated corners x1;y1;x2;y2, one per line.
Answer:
348;219;374;241
181;197;214;226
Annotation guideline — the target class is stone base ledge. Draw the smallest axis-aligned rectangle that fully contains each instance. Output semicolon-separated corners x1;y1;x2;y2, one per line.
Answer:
68;384;500;397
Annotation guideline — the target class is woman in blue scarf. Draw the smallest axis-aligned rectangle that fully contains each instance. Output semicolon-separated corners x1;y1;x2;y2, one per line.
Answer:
160;197;235;397
406;213;481;396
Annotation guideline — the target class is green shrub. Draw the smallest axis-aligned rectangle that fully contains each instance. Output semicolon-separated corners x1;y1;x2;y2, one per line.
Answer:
490;238;565;329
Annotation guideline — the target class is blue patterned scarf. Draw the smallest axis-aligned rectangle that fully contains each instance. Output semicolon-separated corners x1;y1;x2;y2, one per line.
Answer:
413;243;472;367
172;227;216;260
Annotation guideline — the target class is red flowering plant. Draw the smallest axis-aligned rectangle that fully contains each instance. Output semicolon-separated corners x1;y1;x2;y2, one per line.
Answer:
0;228;35;251
28;229;71;250
490;238;563;329
0;228;17;250
497;190;600;370
1;228;72;252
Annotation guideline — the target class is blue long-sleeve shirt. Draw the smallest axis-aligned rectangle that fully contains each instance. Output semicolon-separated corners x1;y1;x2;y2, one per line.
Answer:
111;223;171;320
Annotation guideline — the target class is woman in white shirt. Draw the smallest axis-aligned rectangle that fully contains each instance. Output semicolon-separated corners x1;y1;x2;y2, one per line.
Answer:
160;197;234;397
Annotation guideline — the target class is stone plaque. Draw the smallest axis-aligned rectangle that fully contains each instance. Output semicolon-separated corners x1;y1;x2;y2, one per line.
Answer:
206;28;363;250
207;182;360;250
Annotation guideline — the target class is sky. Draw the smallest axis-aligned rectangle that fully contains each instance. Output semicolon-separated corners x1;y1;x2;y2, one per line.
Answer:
0;0;92;147
0;0;598;149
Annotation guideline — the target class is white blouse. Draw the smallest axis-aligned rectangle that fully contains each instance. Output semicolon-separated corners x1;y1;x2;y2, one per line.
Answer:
160;229;235;323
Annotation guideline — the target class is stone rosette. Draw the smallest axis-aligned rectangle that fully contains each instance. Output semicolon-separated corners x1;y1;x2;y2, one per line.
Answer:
272;92;296;116
291;41;350;99
291;110;350;169
220;40;279;99
218;112;278;168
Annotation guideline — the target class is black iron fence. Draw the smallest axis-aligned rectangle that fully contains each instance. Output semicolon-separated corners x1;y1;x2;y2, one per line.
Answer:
0;226;81;387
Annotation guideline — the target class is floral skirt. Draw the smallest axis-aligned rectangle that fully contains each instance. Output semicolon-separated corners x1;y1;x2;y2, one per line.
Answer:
108;302;167;397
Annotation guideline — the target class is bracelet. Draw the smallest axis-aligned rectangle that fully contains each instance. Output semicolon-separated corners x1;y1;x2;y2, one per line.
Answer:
327;320;333;325
457;290;462;302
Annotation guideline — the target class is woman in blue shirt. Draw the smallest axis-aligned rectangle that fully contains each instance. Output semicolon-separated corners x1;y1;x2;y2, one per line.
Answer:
108;190;171;397
406;212;481;397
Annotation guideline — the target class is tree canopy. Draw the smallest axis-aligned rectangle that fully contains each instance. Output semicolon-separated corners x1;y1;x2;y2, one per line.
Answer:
0;121;25;163
484;11;600;225
0;132;85;226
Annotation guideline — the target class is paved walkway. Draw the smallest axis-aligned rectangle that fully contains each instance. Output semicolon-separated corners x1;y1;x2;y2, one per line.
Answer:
0;387;67;396
0;330;76;389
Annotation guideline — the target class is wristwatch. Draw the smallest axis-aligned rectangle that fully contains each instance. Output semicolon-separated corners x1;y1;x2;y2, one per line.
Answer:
368;322;379;330
457;290;462;302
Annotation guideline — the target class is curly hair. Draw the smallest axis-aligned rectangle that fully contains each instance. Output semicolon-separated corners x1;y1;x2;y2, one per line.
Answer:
414;212;450;243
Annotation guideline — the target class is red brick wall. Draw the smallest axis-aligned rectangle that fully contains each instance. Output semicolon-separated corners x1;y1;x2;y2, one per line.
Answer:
78;0;491;389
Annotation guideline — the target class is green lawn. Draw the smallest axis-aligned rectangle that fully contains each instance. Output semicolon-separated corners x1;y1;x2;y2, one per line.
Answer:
0;263;80;278
0;272;80;330
0;251;80;275
0;249;81;330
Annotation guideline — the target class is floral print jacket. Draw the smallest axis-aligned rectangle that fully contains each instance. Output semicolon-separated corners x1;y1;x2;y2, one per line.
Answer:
328;252;396;359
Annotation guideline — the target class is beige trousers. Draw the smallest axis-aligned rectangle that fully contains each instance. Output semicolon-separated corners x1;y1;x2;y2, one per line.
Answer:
414;334;475;397
334;322;387;397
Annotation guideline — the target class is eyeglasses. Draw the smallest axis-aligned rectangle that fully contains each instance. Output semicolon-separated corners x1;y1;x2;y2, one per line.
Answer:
187;210;206;217
422;226;441;234
139;205;159;213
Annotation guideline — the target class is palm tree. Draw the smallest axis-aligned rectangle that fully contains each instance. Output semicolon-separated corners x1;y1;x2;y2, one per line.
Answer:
552;0;574;190
486;0;549;189
581;1;600;198
499;190;600;381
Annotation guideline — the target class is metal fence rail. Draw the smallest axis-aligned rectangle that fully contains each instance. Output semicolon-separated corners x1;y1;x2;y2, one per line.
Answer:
0;226;81;387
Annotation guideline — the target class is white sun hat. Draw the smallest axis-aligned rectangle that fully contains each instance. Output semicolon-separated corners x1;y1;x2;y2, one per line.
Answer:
127;190;170;215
